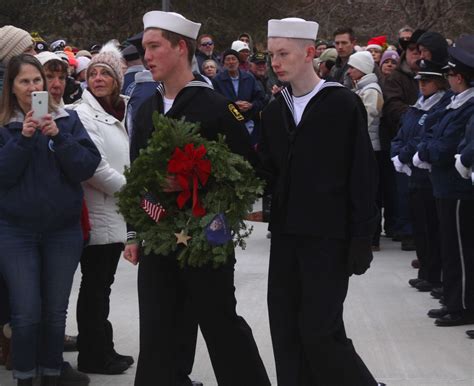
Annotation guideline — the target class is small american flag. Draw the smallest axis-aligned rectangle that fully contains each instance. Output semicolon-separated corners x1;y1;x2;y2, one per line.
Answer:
141;192;167;223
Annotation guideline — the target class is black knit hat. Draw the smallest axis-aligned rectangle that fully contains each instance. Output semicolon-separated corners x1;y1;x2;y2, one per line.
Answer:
222;49;239;61
416;31;448;67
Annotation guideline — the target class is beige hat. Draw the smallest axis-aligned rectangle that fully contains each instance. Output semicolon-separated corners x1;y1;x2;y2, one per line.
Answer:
35;51;63;66
231;40;250;52
76;50;92;59
0;25;33;65
143;11;201;40
316;48;337;64
268;17;319;40
87;41;124;91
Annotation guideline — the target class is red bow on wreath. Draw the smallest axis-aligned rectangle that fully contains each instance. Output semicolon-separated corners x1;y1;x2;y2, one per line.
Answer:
167;143;211;217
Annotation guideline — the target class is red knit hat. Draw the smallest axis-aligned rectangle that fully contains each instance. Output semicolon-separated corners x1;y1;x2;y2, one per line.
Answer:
366;35;387;51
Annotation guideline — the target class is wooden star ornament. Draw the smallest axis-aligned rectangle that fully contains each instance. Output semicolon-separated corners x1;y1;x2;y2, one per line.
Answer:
174;230;191;246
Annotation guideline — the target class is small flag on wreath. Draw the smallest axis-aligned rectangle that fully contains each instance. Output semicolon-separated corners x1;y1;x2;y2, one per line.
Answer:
141;192;167;223
205;213;232;245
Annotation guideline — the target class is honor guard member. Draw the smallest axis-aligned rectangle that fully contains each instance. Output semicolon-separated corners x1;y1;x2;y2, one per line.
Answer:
457;113;474;339
260;17;382;385
124;11;270;386
391;60;452;296
414;34;474;327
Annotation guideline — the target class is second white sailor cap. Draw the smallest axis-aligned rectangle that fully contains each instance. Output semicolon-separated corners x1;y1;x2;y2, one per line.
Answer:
268;17;319;40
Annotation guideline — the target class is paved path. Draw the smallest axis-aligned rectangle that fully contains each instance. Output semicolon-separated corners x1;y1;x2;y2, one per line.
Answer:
1;221;473;385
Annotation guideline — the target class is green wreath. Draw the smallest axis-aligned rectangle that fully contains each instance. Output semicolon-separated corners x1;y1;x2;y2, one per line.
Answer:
117;113;264;268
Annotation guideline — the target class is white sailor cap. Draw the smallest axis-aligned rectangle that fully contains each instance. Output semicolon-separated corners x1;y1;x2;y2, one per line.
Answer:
268;17;319;40
143;11;201;40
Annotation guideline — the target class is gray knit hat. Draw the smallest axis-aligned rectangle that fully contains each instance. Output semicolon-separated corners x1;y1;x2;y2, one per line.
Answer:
0;25;33;65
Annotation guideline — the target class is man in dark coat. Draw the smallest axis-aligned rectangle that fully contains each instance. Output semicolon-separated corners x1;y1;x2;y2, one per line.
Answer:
329;26;356;88
382;29;425;143
212;49;265;146
124;10;270;386
261;17;381;386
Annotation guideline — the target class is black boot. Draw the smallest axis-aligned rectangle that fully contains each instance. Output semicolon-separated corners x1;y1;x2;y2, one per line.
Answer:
17;379;33;386
41;375;59;386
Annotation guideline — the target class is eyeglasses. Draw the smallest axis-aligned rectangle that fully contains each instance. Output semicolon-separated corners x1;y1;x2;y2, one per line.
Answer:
200;41;214;47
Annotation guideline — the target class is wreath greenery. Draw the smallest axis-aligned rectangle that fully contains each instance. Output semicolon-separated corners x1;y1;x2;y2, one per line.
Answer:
117;113;264;268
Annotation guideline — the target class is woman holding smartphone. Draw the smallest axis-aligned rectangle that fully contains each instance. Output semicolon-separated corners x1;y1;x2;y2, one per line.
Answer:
0;54;100;386
69;43;132;375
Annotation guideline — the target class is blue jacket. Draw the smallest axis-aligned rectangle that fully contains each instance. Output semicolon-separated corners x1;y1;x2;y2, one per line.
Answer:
126;70;159;140
122;64;146;96
212;69;265;121
391;91;452;189
458;115;474;169
0;109;101;231
417;90;474;199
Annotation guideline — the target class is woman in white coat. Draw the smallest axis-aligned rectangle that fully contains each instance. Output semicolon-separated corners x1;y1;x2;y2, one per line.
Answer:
347;51;384;251
70;43;132;375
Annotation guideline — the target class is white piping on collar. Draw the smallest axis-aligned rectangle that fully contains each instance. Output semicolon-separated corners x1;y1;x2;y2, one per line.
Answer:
446;87;474;110
412;91;445;111
280;80;343;120
156;79;214;99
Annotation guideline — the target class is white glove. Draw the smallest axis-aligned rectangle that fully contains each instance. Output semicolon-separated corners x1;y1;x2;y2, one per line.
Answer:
454;154;471;179
401;164;412;176
413;152;432;171
391;155;404;173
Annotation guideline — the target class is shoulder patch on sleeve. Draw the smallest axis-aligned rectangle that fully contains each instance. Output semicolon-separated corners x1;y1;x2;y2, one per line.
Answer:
228;103;245;121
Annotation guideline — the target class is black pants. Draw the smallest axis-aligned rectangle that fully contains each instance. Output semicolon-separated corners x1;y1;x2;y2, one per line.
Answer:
436;198;474;313
76;243;123;365
394;172;413;236
0;276;10;325
268;234;377;386
135;252;270;386
409;188;442;284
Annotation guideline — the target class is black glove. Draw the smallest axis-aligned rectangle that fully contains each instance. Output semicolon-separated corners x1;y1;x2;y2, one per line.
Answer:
347;237;373;276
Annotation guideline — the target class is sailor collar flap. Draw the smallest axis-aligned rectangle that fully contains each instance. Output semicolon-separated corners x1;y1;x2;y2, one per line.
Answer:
156;77;213;100
280;81;344;123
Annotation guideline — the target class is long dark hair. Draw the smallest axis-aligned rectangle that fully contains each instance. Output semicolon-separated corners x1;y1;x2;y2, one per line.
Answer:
0;54;55;125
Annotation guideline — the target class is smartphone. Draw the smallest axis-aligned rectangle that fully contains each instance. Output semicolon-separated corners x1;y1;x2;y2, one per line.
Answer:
32;91;48;121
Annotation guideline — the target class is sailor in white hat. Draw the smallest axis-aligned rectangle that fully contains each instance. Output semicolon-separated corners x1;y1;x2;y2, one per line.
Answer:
262;17;382;386
125;11;271;386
